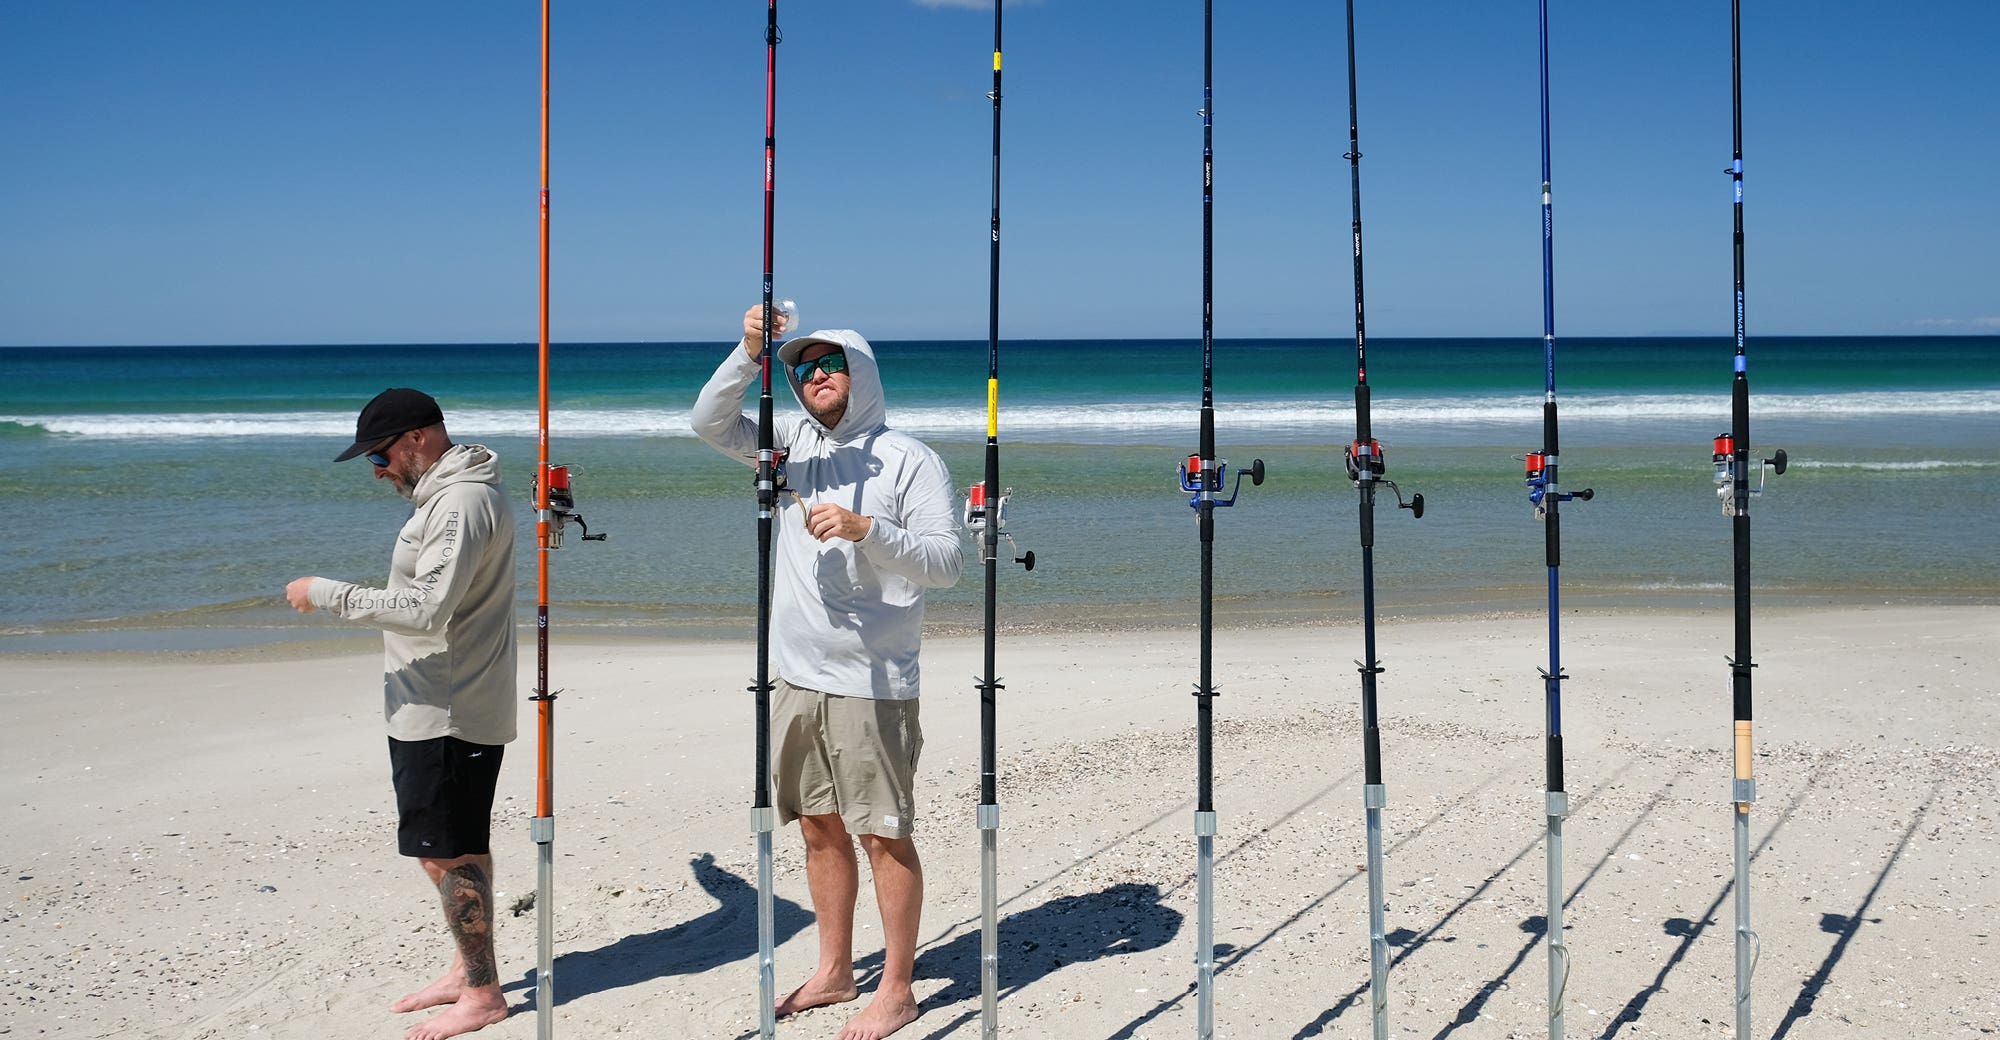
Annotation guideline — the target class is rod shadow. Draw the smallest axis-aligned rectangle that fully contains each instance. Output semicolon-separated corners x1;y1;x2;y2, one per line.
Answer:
1597;755;1830;1039
1286;762;1646;1039
896;882;1184;1040
1103;759;1519;1040
1426;785;1671;1040
506;851;813;1010
1770;782;1936;1040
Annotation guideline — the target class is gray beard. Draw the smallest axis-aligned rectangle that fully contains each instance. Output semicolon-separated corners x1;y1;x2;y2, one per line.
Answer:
391;456;434;502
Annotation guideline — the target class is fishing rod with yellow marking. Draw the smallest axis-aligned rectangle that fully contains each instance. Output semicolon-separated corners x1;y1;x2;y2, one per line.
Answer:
961;6;1036;1040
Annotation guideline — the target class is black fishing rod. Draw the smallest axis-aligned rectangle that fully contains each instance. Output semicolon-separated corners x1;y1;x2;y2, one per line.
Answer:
965;6;1034;1038
1523;3;1593;1034
751;4;781;1038
1176;4;1262;1035
1339;3;1423;1037
1718;2;1786;1034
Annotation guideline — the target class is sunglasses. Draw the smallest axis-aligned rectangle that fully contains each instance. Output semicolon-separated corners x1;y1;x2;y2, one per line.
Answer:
364;430;407;467
792;352;848;383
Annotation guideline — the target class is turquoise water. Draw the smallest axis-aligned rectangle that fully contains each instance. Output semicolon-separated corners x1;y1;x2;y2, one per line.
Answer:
2;336;1996;648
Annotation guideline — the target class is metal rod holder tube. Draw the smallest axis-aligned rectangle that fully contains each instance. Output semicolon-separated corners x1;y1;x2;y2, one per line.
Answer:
754;806;777;1039
1364;785;1389;1040
1195;810;1217;1040
980;803;999;1040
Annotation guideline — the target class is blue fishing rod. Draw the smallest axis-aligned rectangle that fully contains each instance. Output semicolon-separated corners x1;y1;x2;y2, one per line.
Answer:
1176;3;1262;1034
964;5;1034;1037
1340;3;1424;1036
1522;3;1594;1034
1717;1;1787;1034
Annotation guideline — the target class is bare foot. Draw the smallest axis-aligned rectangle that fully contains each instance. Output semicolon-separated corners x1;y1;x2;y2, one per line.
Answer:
404;987;509;1040
775;969;859;1017
390;971;462;1014
836;991;920;1040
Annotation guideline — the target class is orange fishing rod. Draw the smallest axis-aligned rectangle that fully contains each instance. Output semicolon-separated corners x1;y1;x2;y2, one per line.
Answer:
531;1;555;1036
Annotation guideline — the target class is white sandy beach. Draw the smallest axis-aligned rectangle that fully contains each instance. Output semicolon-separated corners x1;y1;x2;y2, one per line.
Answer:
3;605;1995;1039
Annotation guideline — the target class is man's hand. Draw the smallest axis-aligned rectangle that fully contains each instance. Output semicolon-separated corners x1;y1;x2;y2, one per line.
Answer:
804;503;872;543
741;304;795;359
285;577;319;613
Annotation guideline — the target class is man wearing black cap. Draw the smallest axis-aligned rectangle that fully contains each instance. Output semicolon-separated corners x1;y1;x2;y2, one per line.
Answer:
286;388;517;1040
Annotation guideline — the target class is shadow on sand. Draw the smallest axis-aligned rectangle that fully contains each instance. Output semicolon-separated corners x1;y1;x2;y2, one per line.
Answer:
506;851;812;1011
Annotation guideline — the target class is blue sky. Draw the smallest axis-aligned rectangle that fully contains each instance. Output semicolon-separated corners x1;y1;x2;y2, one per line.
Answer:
3;1;1994;345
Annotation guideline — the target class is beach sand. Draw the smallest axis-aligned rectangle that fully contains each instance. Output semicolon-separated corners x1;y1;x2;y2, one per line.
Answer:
3;605;1994;1039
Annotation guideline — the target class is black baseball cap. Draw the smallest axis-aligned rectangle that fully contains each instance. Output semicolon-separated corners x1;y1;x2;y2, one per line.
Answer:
333;388;445;462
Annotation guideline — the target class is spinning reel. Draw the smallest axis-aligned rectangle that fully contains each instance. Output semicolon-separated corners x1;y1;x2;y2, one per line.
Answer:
1344;439;1424;518
1179;454;1264;509
964;482;1035;570
1521;451;1594;520
1710;434;1787;516
534;465;608;548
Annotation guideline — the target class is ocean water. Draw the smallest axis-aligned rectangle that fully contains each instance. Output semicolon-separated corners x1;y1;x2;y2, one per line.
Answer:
2;336;1996;650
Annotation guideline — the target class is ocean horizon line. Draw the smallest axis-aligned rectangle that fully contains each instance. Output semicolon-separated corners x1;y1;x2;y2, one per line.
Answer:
6;331;1999;351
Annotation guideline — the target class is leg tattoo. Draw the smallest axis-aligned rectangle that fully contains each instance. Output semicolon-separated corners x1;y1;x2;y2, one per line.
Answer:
439;862;498;988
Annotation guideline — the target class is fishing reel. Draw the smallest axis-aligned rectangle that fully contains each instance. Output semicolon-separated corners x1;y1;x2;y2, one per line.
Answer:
756;448;807;518
963;482;1034;570
533;465;607;548
1522;451;1594;521
1179;454;1264;508
1710;434;1787;517
1344;439;1424;518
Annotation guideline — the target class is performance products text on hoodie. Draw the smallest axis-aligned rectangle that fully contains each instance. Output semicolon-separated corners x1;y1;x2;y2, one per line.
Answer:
307;443;519;745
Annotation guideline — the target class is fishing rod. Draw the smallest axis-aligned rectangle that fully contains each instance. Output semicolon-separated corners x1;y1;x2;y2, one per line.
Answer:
751;4;782;1038
1718;2;1787;1034
1175;4;1262;1036
1523;3;1594;1034
1339;3;1424;1037
962;4;1035;1038
527;6;607;1037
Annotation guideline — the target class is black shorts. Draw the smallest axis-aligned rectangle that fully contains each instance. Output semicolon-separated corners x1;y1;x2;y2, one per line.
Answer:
388;736;505;859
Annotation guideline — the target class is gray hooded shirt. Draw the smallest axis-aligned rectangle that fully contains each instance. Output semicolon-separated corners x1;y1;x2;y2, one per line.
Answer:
307;443;519;744
691;330;963;700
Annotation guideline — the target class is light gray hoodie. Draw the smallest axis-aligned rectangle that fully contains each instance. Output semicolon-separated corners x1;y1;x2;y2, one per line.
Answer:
691;330;963;700
307;443;519;744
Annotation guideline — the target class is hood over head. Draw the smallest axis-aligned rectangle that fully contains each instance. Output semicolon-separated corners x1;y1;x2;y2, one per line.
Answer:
778;329;886;439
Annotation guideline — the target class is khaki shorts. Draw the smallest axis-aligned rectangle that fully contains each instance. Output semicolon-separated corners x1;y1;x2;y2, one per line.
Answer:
773;679;922;839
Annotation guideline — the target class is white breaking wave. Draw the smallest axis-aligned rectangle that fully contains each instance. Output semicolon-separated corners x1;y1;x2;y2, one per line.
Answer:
10;388;1999;440
1790;458;2000;471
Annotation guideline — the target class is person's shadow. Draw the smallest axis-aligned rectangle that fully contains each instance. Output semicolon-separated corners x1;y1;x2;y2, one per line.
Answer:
507;851;813;1009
